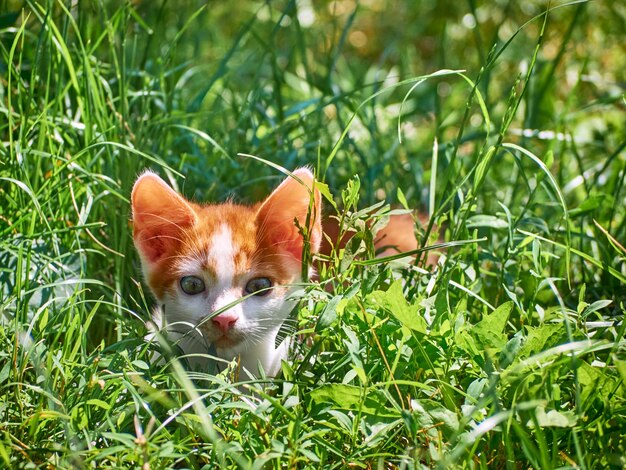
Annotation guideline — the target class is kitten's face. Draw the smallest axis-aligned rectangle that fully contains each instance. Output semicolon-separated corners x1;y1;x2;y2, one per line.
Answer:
131;169;321;356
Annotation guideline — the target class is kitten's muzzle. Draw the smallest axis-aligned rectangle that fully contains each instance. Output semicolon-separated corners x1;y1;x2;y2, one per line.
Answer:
211;311;238;333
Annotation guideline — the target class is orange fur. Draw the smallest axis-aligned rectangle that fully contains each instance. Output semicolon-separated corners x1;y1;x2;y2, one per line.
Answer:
320;211;434;262
133;170;321;299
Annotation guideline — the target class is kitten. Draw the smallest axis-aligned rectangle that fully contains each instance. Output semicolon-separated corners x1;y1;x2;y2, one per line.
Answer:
132;168;424;379
132;169;322;379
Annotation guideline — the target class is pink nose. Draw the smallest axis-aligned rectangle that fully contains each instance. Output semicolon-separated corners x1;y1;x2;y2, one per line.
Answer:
211;312;238;332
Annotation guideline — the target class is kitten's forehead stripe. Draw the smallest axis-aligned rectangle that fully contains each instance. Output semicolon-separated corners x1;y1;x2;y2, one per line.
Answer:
208;224;235;285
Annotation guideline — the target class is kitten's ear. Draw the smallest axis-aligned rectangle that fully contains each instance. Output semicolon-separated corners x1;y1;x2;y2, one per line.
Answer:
131;172;197;265
256;168;322;261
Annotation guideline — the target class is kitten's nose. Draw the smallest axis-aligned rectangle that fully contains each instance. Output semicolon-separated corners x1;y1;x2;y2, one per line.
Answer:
211;312;238;332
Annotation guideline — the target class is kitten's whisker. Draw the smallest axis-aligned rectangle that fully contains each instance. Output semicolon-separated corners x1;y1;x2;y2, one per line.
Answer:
134;211;190;231
166;327;209;351
142;234;186;244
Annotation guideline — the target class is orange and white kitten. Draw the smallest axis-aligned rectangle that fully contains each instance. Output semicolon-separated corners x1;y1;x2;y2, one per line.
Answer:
132;168;321;379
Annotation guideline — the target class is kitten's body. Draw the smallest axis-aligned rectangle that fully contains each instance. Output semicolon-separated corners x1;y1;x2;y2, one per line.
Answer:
132;169;423;379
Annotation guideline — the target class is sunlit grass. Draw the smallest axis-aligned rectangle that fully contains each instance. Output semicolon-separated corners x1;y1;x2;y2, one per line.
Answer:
1;0;625;468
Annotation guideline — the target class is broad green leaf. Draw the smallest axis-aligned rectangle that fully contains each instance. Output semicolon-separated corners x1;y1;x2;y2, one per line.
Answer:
466;378;487;401
578;361;620;405
71;405;88;430
370;280;427;333
396;187;409;210
299;448;321;463
101;432;138;447
527;406;576;428
499;332;523;369
131;359;150;370
316;295;342;331
581;299;612;318
86;399;111;411
315;180;337;211
410;399;459;438
519;324;564;358
455;330;481;358
466;214;509;229
471;301;513;350
309;384;395;417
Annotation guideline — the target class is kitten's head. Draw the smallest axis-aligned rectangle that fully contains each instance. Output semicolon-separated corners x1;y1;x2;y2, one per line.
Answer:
131;168;321;356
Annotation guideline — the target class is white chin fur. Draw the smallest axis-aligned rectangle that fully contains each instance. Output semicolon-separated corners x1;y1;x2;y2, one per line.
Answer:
149;302;294;380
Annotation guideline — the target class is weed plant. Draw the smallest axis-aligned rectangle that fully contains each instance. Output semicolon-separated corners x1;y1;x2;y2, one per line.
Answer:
1;0;625;468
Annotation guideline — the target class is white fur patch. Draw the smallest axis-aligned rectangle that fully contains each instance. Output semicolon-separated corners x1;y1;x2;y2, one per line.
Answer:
208;224;235;285
175;257;203;278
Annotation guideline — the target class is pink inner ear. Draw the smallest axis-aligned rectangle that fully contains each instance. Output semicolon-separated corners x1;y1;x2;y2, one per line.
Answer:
132;173;197;265
135;219;192;264
256;169;322;261
136;228;168;263
269;221;306;261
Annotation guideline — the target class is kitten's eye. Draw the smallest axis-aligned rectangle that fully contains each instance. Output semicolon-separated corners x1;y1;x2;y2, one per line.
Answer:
245;277;272;296
180;276;205;295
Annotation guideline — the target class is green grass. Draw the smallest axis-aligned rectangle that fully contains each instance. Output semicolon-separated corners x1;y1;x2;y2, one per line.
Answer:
1;0;625;467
